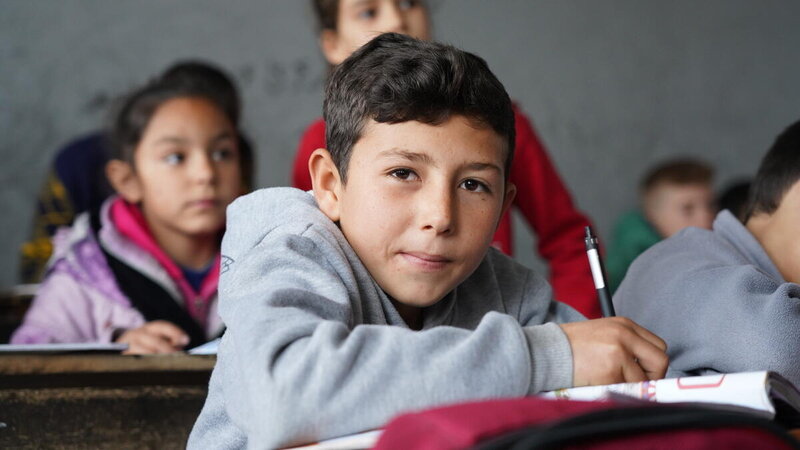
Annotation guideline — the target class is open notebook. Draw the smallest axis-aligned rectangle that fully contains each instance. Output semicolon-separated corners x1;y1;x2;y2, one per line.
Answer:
540;371;800;423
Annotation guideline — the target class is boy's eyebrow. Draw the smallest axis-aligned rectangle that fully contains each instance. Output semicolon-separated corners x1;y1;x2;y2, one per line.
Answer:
465;162;502;174
378;148;437;166
377;148;503;173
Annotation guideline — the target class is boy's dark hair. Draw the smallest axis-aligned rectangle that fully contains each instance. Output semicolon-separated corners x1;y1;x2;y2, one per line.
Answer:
640;158;714;195
744;119;800;221
718;179;751;221
323;32;516;182
110;64;254;190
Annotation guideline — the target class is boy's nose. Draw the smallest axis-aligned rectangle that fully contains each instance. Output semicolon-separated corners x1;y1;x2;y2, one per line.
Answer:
420;187;455;235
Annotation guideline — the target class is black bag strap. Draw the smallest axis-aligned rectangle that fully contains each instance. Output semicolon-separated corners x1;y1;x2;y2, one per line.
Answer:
476;404;800;450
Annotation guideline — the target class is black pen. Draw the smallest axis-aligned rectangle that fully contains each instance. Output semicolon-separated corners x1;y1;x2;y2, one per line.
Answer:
584;226;615;317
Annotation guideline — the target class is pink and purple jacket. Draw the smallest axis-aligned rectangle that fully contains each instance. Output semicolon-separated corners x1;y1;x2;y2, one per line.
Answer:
11;196;223;344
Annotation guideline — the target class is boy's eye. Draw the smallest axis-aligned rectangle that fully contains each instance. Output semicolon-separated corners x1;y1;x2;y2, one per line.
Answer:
389;168;418;181
164;153;184;165
460;179;489;193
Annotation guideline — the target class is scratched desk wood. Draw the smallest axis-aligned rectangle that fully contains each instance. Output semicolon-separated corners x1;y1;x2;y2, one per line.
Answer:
0;353;215;449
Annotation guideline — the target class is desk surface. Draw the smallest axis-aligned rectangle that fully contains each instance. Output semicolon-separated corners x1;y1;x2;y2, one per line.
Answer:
0;353;216;447
0;353;216;389
0;352;215;375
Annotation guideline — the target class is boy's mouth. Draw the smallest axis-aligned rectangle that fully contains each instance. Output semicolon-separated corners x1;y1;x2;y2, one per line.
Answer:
399;251;452;271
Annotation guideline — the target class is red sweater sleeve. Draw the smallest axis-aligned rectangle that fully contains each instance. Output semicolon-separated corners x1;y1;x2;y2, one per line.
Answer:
292;119;327;191
508;106;600;318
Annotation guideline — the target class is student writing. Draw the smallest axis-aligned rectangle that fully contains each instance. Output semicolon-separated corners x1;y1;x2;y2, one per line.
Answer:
12;72;251;353
189;33;668;449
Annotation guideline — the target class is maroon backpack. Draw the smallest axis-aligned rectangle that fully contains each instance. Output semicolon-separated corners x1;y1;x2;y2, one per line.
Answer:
373;397;799;449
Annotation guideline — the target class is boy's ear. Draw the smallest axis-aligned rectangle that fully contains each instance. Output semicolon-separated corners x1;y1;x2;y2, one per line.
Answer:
309;148;343;222
319;30;348;66
501;182;517;220
105;160;143;204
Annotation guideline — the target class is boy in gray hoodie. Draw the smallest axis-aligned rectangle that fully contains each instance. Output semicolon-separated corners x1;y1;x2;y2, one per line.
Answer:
189;33;668;449
615;119;800;385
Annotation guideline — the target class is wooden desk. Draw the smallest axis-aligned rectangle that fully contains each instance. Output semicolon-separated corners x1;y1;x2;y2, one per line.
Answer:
0;353;215;448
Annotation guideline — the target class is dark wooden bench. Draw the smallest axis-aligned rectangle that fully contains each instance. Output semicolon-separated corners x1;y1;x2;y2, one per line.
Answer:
0;353;215;449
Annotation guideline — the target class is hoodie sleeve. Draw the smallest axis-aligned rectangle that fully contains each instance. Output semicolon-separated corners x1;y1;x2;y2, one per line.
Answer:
615;231;800;385
197;189;575;448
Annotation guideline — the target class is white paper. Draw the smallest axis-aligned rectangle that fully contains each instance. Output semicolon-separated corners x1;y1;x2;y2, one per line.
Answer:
188;338;220;355
0;342;128;353
540;371;778;417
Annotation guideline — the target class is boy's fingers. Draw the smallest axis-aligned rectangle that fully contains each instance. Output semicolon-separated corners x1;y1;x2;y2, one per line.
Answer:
621;356;648;383
626;337;669;380
630;323;667;352
145;321;190;348
613;317;667;352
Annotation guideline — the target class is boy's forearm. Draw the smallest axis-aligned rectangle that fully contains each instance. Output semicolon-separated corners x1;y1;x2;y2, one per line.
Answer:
219;311;540;447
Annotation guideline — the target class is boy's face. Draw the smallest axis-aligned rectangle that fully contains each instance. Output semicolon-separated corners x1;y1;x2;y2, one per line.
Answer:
645;182;715;238
322;0;431;65
324;116;514;310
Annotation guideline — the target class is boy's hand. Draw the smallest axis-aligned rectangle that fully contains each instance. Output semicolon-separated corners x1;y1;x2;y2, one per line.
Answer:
115;320;190;354
560;317;668;386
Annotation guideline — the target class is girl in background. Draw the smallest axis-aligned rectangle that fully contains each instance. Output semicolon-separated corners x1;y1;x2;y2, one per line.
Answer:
12;71;251;353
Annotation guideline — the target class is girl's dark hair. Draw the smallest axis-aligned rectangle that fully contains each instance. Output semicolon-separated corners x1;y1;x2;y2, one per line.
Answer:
744;119;800;222
110;63;254;190
160;60;242;125
324;32;515;182
311;0;339;31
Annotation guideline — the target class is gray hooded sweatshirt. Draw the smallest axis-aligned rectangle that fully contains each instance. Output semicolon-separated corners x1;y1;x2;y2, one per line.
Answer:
188;188;584;449
615;210;800;382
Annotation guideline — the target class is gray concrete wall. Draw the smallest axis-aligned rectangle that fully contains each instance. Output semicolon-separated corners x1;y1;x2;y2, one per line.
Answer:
2;0;799;288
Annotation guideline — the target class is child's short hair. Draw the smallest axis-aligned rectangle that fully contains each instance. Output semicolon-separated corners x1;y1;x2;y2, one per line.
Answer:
744;119;800;221
640;158;714;196
323;32;516;182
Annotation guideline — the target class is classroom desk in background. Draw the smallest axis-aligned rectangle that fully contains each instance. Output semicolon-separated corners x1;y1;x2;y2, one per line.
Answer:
0;352;215;448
